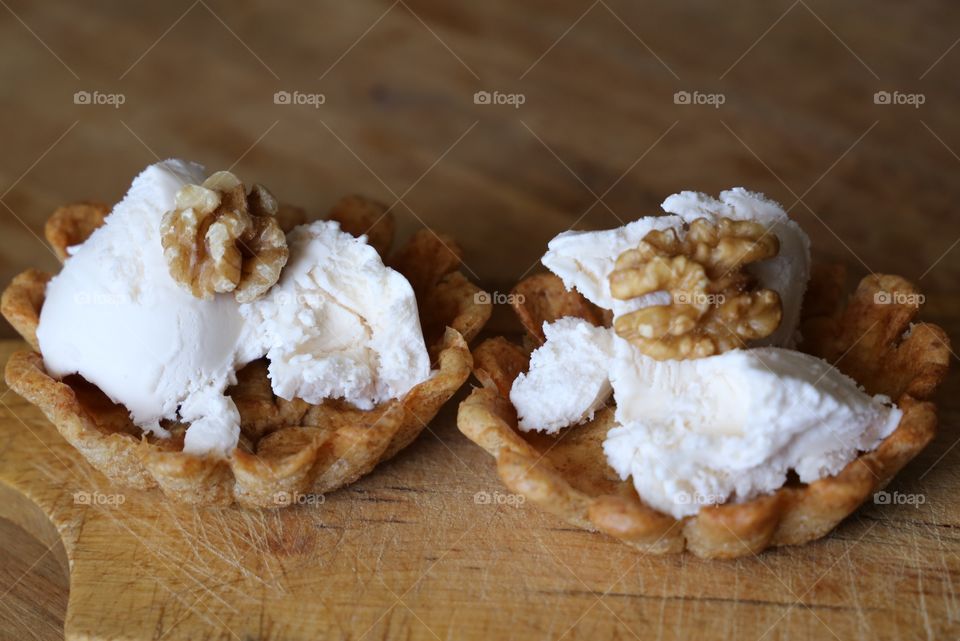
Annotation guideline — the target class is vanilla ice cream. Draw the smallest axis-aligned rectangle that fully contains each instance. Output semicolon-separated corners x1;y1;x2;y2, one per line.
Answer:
37;160;432;456
37;160;248;454
239;220;431;409
510;317;612;433
541;215;686;317
604;339;901;518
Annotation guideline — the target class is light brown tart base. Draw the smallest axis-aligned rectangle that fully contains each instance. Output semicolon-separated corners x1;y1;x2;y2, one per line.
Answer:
457;266;950;558
2;204;492;507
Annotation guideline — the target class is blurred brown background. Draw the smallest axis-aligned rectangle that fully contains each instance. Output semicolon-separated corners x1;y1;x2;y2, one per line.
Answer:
2;1;959;325
1;1;958;640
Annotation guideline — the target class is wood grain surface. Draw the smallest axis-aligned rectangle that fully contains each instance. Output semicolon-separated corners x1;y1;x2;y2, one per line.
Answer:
0;0;959;639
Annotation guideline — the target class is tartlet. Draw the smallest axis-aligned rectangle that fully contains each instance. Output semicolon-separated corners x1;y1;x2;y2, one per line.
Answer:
2;201;491;507
457;265;949;558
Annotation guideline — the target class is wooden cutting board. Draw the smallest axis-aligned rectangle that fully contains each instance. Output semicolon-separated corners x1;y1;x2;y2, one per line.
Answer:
1;338;959;641
2;0;960;637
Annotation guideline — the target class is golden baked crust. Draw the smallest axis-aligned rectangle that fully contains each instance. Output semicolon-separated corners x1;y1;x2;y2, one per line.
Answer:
0;269;50;351
44;202;109;262
510;273;607;344
3;202;491;507
457;267;950;558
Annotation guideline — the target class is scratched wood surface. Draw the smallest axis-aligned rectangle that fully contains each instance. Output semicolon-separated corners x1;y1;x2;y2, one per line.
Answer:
1;0;959;639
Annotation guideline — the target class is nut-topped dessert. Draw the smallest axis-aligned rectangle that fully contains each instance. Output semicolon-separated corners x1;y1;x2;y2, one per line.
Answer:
458;188;949;558
2;160;491;505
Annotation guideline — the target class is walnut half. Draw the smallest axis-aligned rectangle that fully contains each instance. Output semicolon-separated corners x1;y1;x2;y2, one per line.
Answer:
610;217;782;360
161;171;289;302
